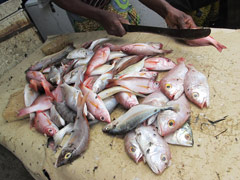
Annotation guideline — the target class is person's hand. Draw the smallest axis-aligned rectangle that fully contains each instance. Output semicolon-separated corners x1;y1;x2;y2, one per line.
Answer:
98;10;130;37
165;7;197;29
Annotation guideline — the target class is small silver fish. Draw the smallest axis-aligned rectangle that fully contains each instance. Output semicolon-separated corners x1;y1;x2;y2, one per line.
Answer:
164;122;194;147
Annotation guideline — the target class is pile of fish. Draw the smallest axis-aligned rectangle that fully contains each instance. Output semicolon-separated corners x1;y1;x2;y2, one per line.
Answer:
18;35;226;174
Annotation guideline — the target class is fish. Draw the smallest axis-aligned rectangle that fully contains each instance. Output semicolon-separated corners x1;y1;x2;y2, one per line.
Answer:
115;57;146;78
90;62;115;76
80;83;111;123
92;70;114;93
73;52;94;68
27;45;74;71
53;123;74;150
47;66;62;85
113;55;144;74
84;47;110;80
141;90;169;125
144;57;176;71
63;65;86;85
117;71;158;80
55;93;90;167
108;77;160;94
54;101;77;124
18;95;53;117
50;105;65;127
185;36;227;52
121;43;172;56
34;111;59;137
102;104;178;135
24;84;39;126
135;126;171;174
155;94;191;136
103;96;118;114
108;51;127;61
124;131;143;163
164;122;193;147
115;92;139;109
184;64;209;108
160;58;188;100
66;48;91;59
88;37;110;50
52;83;64;103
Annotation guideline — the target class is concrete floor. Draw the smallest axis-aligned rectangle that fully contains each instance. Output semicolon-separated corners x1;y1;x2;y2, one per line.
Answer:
0;144;34;180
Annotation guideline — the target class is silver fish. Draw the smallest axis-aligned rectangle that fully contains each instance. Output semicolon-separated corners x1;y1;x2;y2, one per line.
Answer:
102;104;178;135
63;66;86;85
124;131;143;163
47;66;62;85
135;126;171;174
103;96;118;114
56;93;89;167
164;122;194;147
50;105;65;127
67;48;91;59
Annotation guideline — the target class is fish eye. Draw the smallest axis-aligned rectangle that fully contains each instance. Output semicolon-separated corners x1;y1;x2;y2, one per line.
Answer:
167;59;170;62
165;83;172;89
64;152;72;159
130;146;136;153
185;134;191;140
154;82;159;86
168;120;175;127
48;129;53;133
161;154;167;163
100;116;104;121
192;92;199;98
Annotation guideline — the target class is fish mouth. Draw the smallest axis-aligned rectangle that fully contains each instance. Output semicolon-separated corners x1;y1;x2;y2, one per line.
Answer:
200;99;208;109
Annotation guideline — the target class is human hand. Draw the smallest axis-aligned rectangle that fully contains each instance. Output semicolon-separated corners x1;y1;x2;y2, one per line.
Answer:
165;7;197;29
98;10;130;37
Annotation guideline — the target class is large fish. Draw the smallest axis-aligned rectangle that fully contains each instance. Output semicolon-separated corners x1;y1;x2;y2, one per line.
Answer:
163;122;193;147
160;58;188;100
156;94;191;136
124;131;143;163
18;95;53;117
102;104;178;135
80;83;111;123
121;43;172;56
135;126;171;174
55;93;90;167
184;64;209;108
144;57;176;71
34;111;59;137
185;36;227;52
84;46;110;80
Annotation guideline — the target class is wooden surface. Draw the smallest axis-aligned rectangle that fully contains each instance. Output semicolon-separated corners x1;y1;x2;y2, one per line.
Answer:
0;29;239;180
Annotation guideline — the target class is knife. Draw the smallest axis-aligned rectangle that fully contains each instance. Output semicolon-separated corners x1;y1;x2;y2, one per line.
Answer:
122;24;211;40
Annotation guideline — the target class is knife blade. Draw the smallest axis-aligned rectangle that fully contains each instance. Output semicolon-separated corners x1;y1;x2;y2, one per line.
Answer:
123;24;211;40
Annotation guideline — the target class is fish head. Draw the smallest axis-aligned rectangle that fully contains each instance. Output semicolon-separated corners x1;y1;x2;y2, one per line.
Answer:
145;145;171;174
125;141;143;163
150;81;161;91
160;79;184;100
176;123;194;146
157;110;178;136
96;110;111;123
186;85;209;108
44;126;58;137
102;120;118;133
55;147;75;168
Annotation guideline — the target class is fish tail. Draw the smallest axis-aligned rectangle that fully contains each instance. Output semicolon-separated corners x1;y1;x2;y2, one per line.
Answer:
17;107;31;117
41;81;54;99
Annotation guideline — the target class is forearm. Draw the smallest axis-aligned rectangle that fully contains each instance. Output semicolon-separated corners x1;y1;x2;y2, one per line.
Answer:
52;0;104;21
138;0;173;18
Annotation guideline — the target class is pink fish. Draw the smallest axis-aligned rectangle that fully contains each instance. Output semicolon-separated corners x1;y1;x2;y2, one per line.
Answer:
79;83;111;123
160;58;188;100
185;36;227;52
115;92;139;109
52;83;63;103
118;71;158;80
121;43;172;56
108;77;160;94
184;64;210;108
34;111;59;137
84;47;110;80
18;95;53;117
155;94;191;136
144;57;176;71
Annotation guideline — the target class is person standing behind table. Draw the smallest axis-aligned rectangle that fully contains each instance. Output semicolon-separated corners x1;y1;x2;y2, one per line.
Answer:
41;0;196;37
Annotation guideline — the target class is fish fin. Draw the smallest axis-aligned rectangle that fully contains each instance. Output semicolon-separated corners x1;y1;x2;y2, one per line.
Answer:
41;81;54;99
77;91;89;117
29;79;39;92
